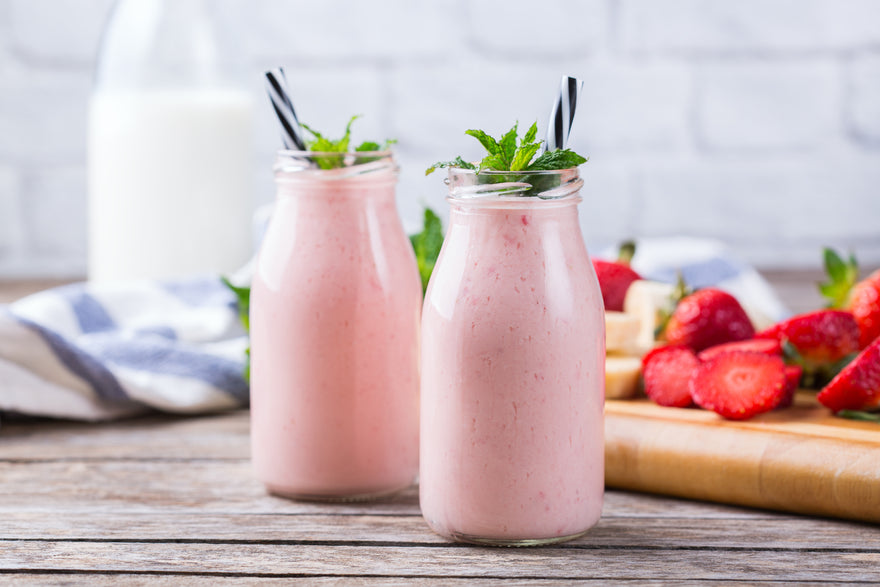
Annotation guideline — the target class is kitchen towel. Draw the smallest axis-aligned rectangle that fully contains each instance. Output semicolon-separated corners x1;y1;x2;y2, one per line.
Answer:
0;276;249;421
0;236;789;422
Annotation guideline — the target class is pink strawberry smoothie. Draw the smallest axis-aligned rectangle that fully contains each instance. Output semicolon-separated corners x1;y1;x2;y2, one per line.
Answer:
250;154;421;500
420;172;605;544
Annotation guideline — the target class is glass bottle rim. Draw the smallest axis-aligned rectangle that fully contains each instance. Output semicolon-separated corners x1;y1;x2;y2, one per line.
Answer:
445;166;583;202
274;150;397;180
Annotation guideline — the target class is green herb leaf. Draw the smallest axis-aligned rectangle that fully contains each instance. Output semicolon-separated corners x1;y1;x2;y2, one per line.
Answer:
837;409;880;423
221;276;251;383
498;123;519;167
409;207;445;293
819;247;858;309
510;142;542;172
465;129;500;155
527;148;588;171
356;141;380;152
301;116;394;169
425;157;476;175
429;122;586;176
221;277;250;332
478;153;508;173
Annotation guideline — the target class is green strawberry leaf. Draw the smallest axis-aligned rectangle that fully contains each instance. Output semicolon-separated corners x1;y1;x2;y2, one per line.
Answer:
819;247;858;309
837;409;880;423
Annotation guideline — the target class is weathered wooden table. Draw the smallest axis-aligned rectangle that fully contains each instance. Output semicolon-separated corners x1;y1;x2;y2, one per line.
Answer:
2;273;879;584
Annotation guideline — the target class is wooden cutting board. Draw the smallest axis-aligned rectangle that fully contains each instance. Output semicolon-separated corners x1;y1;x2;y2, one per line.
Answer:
605;393;880;523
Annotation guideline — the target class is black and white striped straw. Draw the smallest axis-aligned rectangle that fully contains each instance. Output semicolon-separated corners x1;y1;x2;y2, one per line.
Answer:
264;67;306;151
543;75;584;152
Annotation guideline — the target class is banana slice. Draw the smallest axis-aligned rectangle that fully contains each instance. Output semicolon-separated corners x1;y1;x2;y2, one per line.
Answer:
623;280;675;351
605;355;643;399
604;311;643;355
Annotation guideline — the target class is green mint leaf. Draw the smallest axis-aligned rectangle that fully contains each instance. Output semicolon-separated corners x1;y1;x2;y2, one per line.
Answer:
527;148;588;171
479;153;508;172
425;157;476;175
510;142;542;171
356;141;381;152
522;121;538;145
221;277;250;332
301;116;393;169
221;276;251;383
465;129;499;155
409;207;444;293
499;123;519;167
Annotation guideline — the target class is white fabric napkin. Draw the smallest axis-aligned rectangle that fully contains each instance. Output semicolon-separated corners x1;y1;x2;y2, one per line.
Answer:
0;276;248;421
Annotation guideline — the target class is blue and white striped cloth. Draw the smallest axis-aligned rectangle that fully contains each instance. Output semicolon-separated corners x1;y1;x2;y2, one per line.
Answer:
0;276;248;421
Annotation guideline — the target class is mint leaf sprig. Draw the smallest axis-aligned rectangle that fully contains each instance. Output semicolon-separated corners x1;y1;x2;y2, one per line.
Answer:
301;115;395;169
425;121;586;176
410;208;444;294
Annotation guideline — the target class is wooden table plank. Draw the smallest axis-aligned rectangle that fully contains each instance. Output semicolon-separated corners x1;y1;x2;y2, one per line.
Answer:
2;511;878;550
2;541;878;581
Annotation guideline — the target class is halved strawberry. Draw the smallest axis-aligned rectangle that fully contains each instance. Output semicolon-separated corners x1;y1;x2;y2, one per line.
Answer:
817;337;880;413
689;352;787;420
593;241;641;312
777;365;803;410
662;288;755;352
641;345;699;408
698;338;782;362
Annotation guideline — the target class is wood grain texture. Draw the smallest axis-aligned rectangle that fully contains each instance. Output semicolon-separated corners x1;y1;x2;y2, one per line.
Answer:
1;274;877;583
605;396;880;523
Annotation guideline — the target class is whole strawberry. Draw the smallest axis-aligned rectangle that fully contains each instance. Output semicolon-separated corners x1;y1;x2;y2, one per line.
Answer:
662;288;755;352
817;337;880;413
593;241;641;312
819;248;880;349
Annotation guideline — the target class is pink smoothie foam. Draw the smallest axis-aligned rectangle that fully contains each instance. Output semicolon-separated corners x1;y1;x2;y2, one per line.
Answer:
420;198;605;542
250;159;421;500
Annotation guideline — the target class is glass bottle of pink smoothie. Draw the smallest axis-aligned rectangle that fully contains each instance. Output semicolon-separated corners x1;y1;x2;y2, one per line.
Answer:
420;167;605;545
250;151;421;501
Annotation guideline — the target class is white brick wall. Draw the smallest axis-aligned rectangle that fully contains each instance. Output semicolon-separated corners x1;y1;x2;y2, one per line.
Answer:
0;0;879;278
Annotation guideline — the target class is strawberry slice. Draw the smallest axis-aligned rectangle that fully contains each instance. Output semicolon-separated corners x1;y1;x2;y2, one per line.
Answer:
641;345;699;408
689;352;787;420
593;241;641;312
817;337;880;413
777;365;803;410
698;338;782;362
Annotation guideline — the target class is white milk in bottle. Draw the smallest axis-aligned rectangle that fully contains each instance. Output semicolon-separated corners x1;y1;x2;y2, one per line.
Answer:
88;0;254;281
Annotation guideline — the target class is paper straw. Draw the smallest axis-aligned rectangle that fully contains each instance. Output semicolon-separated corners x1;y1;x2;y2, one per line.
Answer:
264;68;306;151
543;75;584;151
